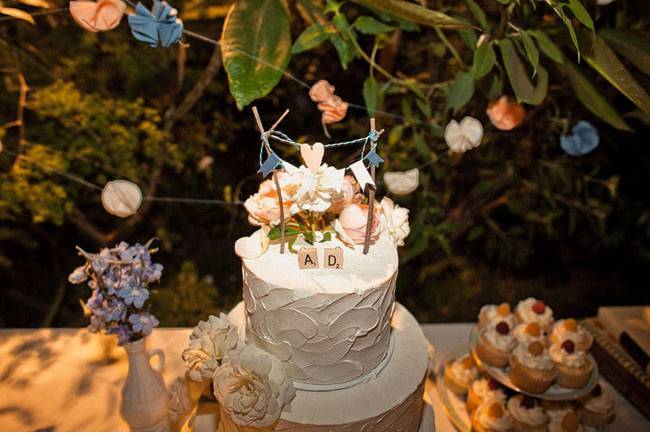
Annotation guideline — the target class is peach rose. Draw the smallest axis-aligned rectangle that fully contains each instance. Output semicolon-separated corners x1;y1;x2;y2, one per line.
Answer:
244;178;293;227
486;96;525;131
309;80;335;103
336;202;381;245
330;175;362;214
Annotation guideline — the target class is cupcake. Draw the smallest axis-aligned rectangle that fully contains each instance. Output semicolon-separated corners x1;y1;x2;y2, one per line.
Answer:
550;319;593;351
509;341;557;394
542;400;574;420
466;377;507;413
507;395;549;431
578;384;615;427
471;400;514;432
478;302;515;329
512;322;546;346
514;298;554;331
475;321;515;367
549;339;593;389
548;409;582;432
444;353;479;394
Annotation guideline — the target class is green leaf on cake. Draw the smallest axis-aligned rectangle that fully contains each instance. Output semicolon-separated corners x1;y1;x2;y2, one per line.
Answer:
221;0;292;110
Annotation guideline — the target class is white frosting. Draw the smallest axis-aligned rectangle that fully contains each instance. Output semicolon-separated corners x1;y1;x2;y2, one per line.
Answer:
449;355;478;386
241;236;398;385
513;323;546;345
507;395;548;427
549;342;588;368
583;389;614;414
548;412;582;432
470;378;506;402
483;326;515;352
475;401;513;431
512;343;554;370
550;320;590;347
479;304;515;328
515;297;554;328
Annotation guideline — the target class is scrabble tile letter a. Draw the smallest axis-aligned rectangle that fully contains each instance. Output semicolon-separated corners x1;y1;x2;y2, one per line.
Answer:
298;248;319;269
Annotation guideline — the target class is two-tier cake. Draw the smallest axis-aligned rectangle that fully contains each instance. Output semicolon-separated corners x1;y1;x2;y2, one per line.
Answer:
179;122;430;431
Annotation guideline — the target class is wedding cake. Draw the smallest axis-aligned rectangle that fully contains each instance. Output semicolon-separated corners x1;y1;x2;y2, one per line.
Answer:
180;123;430;431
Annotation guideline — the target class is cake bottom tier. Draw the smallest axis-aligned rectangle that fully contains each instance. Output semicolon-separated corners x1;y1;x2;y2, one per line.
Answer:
227;301;429;431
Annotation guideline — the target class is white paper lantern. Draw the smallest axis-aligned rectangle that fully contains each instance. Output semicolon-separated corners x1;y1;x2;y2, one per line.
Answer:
101;179;143;218
384;168;419;195
444;116;483;153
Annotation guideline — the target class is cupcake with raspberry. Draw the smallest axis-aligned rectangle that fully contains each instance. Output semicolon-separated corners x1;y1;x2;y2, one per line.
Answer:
471;400;514;432
550;318;593;351
578;384;615;427
478;302;515;329
549;339;594;389
515;298;554;331
548;409;582;432
509;341;557;394
512;322;546;346
475;320;515;367
466;377;506;413
444;353;479;394
507;395;549;431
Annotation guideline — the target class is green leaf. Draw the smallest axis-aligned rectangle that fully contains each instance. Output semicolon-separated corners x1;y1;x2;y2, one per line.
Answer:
413;132;431;159
350;0;473;30
268;226;302;240
292;23;328;54
600;29;650;75
221;0;292;109
363;75;383;116
353;16;395;34
471;43;496;79
329;34;355;69
562;61;632;131
519;31;539;75
332;12;350;33
458;30;478;49
463;0;488;31
446;71;475;113
566;0;594;31
388;125;404;145
529;30;565;64
578;29;650;117
497;39;548;105
484;72;503;100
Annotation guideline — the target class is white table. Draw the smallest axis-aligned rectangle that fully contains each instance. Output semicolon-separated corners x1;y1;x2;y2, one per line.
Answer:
0;325;648;431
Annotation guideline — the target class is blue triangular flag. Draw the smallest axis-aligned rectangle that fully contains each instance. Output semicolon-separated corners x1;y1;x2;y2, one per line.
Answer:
258;153;281;177
366;150;384;168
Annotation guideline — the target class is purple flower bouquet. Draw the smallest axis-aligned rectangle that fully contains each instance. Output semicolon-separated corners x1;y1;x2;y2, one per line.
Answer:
69;240;163;345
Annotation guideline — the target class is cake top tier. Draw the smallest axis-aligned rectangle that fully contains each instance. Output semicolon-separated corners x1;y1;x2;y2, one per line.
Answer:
242;234;397;298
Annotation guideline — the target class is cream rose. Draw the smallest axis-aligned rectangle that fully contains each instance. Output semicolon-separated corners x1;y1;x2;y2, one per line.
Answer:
379;197;410;246
290;164;345;213
182;313;239;382
335;202;381;245
213;345;295;429
244;174;296;227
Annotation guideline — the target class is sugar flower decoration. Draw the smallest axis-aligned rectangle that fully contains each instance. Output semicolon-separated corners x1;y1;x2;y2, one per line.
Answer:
69;0;127;32
335;202;381;245
560;121;599;156
234;227;270;260
486;96;525;131
182;313;239;382
213;344;295;429
445;116;483;153
127;0;183;48
379;197;410;247
383;168;419;195
244;175;296;227
309;80;349;138
290;164;345;213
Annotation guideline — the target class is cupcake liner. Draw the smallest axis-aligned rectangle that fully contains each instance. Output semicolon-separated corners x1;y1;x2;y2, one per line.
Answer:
512;418;548;432
509;355;556;394
555;361;593;389
476;333;510;367
579;407;615;427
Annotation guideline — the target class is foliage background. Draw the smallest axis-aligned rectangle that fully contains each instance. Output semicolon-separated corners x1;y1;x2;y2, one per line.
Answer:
1;0;649;328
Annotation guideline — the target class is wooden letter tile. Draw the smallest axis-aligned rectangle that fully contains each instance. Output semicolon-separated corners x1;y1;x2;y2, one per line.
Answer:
324;247;344;270
298;247;319;269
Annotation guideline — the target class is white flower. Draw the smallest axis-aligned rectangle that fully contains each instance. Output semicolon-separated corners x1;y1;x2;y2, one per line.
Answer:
213;345;295;429
383;168;419;195
444;116;483;153
379;197;410;247
182;313;239;382
289;164;345;213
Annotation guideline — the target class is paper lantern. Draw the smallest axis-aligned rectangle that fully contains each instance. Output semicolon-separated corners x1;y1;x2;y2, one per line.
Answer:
101;179;142;217
444;117;483;153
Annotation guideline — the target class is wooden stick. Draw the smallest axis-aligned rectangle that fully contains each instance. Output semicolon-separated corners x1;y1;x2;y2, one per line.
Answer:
251;106;287;253
363;118;377;255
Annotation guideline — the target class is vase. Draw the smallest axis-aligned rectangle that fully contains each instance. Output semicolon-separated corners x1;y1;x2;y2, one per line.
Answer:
120;337;170;431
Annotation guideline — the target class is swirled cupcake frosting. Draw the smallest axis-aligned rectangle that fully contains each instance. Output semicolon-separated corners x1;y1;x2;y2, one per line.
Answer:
507;395;548;427
512;342;554;370
515;297;554;329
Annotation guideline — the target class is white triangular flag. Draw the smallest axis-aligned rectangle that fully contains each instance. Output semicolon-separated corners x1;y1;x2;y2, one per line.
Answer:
282;160;299;174
349;160;375;191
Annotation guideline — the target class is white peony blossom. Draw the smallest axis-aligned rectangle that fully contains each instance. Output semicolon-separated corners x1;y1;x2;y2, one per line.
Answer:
182;313;239;382
213;344;295;429
288;164;345;213
379;197;410;247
